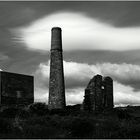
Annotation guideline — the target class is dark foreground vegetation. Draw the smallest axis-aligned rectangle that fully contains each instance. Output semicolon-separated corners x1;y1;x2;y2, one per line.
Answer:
0;103;140;138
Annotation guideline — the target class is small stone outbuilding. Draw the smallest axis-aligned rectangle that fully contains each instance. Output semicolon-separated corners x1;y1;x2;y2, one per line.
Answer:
0;71;34;106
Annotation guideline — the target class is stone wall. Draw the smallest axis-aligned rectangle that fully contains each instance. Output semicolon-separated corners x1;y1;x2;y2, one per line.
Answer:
83;74;113;112
0;71;34;106
103;77;113;109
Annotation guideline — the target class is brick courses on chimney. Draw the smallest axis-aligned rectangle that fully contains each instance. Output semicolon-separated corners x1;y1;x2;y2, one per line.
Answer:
48;27;66;110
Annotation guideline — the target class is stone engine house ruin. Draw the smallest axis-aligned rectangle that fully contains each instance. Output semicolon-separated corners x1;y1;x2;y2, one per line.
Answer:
83;74;113;112
47;27;114;111
0;71;34;106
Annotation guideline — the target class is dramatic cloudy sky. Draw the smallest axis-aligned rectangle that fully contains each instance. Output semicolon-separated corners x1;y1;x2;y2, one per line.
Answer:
1;1;140;106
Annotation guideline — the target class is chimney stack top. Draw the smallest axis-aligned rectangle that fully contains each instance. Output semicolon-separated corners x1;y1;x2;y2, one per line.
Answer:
52;27;61;31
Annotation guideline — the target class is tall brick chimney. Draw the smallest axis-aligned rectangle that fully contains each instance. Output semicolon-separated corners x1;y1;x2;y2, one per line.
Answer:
48;27;66;110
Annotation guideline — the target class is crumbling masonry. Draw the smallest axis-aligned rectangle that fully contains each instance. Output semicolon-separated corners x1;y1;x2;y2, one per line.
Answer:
83;74;113;112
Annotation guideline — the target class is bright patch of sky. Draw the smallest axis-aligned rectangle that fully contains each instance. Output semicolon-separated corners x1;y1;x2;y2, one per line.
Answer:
13;12;140;52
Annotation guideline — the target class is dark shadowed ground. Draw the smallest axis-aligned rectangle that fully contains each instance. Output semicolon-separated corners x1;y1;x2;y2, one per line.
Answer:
0;103;140;139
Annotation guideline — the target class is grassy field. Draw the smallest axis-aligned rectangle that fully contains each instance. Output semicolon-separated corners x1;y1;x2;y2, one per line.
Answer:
0;103;140;138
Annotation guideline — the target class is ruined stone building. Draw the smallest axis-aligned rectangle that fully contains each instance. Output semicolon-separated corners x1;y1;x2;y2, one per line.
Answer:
83;74;113;112
0;71;34;106
48;27;66;110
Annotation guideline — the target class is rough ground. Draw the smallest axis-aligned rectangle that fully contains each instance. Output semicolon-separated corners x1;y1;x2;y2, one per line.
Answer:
0;103;140;139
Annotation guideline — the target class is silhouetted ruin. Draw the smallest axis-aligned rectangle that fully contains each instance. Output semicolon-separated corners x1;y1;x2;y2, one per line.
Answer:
48;27;66;110
0;71;34;106
83;74;113;112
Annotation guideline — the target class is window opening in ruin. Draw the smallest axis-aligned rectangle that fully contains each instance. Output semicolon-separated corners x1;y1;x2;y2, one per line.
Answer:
101;86;104;89
16;91;22;98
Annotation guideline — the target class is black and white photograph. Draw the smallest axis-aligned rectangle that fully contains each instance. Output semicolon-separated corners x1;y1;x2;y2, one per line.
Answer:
0;0;140;139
